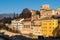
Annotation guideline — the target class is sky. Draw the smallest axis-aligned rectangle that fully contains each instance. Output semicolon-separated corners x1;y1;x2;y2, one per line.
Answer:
0;0;60;14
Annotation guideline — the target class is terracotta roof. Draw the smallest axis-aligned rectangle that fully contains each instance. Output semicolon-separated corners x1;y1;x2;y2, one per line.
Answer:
16;18;23;21
24;18;31;21
40;17;57;20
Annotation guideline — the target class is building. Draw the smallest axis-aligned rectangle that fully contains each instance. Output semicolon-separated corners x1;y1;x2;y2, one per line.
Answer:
33;20;42;36
30;10;38;21
20;18;32;34
41;4;50;10
21;21;32;34
40;4;57;18
33;17;58;37
40;18;58;37
56;8;60;15
8;18;24;32
6;4;59;38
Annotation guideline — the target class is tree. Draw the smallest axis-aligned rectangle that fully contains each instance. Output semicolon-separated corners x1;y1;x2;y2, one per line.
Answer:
52;15;60;19
0;24;6;29
13;12;17;19
19;8;31;18
36;10;41;18
2;17;12;24
52;25;60;37
16;13;19;18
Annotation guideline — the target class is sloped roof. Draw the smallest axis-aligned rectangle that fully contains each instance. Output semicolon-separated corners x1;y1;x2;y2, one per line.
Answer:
40;17;57;20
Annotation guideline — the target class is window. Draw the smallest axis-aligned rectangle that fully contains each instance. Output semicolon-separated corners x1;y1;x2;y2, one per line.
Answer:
42;27;47;29
31;27;33;29
50;23;51;25
49;27;51;28
43;23;47;25
49;30;51;32
38;32;40;34
53;23;54;25
53;27;54;28
24;25;30;28
34;25;41;27
56;23;58;25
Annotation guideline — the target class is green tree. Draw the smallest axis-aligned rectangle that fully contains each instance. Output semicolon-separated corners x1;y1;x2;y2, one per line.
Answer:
2;17;12;24
52;25;60;37
36;10;40;18
13;12;17;19
19;8;31;18
0;24;6;29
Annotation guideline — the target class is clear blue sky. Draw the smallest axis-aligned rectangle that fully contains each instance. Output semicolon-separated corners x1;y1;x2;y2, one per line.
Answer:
0;0;60;14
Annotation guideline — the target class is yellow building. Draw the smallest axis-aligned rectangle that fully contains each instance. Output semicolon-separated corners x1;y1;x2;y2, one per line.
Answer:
33;18;58;37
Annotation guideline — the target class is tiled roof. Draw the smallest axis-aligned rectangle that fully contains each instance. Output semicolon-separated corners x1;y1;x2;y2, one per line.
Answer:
24;18;31;21
40;17;57;20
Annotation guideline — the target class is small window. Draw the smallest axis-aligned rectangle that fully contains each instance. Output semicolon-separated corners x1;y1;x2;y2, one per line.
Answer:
50;23;51;25
49;30;51;32
53;27;54;28
38;32;40;34
49;27;51;28
53;23;54;25
44;23;47;25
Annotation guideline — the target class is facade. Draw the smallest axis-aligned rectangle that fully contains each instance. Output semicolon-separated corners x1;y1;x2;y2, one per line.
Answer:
7;4;60;38
8;18;24;31
52;9;57;15
40;18;58;37
40;9;53;18
56;8;60;15
20;18;32;34
40;4;58;18
30;10;38;21
21;21;32;34
33;18;58;37
33;20;42;36
41;4;50;10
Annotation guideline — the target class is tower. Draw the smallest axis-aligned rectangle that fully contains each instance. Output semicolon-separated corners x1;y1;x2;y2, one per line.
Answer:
40;4;52;18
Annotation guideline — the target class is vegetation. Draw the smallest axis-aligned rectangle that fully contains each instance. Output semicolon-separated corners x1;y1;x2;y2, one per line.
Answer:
52;25;60;37
19;8;41;18
52;15;60;19
0;24;6;29
1;17;12;24
52;15;60;23
19;8;31;18
58;19;60;23
36;10;40;18
13;13;19;19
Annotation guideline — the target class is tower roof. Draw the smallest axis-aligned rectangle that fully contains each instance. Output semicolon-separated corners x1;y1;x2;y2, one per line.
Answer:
41;4;50;10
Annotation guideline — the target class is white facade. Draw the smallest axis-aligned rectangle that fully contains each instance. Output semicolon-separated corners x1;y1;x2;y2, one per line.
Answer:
8;19;24;32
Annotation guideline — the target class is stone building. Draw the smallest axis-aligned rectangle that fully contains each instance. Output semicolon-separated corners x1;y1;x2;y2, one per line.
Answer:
7;18;24;32
20;18;32;34
21;20;32;34
30;10;38;21
56;8;60;15
33;17;58;37
40;4;57;18
41;4;50;10
33;20;42;36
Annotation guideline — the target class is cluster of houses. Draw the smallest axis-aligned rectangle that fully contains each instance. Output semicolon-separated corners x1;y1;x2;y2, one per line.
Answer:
6;4;60;38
